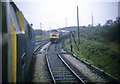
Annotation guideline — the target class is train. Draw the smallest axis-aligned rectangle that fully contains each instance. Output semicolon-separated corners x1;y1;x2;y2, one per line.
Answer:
2;1;35;82
49;29;61;43
49;29;70;43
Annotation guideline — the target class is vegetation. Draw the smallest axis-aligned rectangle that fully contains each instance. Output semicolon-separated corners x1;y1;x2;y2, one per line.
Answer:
35;30;49;41
35;35;43;41
80;25;119;44
64;18;120;80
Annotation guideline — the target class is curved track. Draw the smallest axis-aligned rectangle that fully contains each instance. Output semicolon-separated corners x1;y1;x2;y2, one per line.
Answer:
25;40;49;82
46;43;86;84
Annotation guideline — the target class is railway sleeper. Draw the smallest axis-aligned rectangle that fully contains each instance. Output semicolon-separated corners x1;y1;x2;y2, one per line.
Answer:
50;63;64;66
53;72;72;75
54;74;75;78
52;71;71;73
55;77;79;81
52;69;69;72
56;81;79;83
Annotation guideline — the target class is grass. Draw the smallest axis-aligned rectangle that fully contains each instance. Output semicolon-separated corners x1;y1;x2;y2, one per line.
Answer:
65;37;120;80
35;35;42;41
35;34;49;41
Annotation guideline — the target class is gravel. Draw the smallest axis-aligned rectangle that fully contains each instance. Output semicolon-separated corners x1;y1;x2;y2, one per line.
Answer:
30;42;51;83
32;52;51;82
61;49;108;83
26;42;110;83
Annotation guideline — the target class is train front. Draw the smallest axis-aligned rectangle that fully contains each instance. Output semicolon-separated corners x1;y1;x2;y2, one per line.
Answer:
50;30;59;43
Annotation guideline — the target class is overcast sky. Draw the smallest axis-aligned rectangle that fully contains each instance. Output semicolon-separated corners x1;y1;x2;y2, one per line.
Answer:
14;0;119;30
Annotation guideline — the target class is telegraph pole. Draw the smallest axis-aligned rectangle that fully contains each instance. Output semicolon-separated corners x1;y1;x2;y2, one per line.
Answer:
118;1;120;17
65;17;67;27
40;23;42;30
77;6;80;44
91;12;94;27
70;31;73;52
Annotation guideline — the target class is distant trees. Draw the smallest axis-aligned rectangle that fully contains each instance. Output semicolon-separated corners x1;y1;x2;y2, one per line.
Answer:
88;24;93;27
96;23;101;27
116;17;120;24
100;17;120;44
104;17;120;27
77;17;120;44
104;20;113;27
35;29;43;35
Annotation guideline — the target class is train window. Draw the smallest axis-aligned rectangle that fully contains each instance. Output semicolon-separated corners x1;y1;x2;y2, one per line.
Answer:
28;25;32;39
52;34;57;37
10;3;21;33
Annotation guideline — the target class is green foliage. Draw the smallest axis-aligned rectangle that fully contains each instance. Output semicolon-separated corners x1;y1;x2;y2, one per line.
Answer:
101;25;119;43
65;23;120;79
35;33;49;41
79;25;119;44
35;35;42;41
65;37;120;80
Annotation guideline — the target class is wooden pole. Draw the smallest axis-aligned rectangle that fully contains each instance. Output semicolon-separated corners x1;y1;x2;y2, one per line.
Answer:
70;32;73;52
77;6;80;44
40;23;42;30
72;34;79;51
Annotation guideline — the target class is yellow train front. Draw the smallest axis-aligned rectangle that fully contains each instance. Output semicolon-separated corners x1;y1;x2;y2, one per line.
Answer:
50;30;59;43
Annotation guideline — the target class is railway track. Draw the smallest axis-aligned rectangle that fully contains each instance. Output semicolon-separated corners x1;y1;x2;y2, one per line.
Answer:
25;40;50;82
46;43;87;83
33;40;49;54
61;41;120;83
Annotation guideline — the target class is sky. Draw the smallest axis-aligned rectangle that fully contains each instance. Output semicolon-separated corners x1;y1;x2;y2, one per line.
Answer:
13;0;119;30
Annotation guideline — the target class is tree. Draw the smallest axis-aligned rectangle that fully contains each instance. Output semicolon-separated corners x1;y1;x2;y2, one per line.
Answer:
104;20;113;27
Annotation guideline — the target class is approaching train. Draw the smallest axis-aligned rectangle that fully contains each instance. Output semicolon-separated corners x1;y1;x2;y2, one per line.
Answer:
49;29;61;43
2;1;35;82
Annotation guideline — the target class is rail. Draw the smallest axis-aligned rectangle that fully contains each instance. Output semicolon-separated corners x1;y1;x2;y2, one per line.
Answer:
62;42;120;82
46;43;86;83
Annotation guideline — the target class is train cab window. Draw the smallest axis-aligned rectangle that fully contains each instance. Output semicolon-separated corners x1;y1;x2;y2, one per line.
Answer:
28;25;32;40
10;3;21;33
52;34;57;37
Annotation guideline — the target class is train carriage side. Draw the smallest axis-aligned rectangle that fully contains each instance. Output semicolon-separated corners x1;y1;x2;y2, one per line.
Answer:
24;18;35;80
2;1;35;83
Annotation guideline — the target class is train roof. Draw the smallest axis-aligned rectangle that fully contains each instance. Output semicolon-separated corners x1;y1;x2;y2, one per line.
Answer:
50;29;59;32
